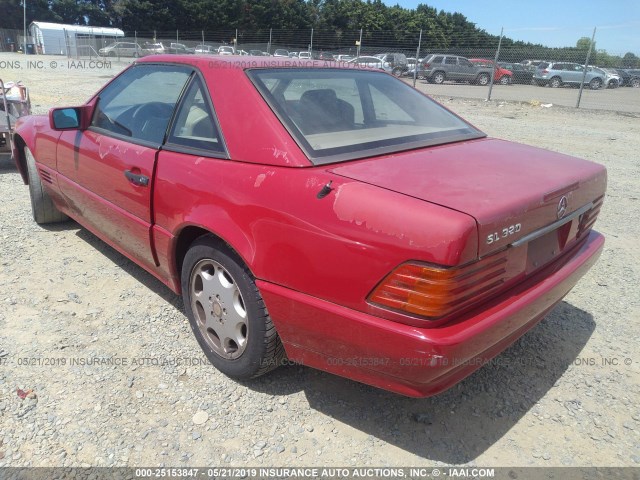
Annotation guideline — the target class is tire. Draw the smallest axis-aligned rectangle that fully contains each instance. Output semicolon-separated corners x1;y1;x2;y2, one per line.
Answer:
432;71;445;84
631;78;640;88
24;147;68;224
499;75;511;85
181;236;285;379
476;73;489;86
589;77;603;90
391;66;403;77
549;76;562;88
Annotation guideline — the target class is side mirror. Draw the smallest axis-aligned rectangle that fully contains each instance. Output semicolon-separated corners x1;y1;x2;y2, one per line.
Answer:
50;108;80;130
49;101;96;131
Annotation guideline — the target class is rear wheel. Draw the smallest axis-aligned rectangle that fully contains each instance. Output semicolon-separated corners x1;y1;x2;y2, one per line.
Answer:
476;73;490;86
631;78;640;88
589;77;603;90
432;71;445;84
549;76;562;88
391;66;403;77
499;75;511;85
24;147;68;224
181;236;285;379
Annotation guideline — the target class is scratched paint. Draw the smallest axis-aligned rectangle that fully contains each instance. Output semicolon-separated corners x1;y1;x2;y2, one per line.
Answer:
333;182;435;249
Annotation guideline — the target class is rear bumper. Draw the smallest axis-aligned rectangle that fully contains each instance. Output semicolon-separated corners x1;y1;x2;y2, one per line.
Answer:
259;231;604;397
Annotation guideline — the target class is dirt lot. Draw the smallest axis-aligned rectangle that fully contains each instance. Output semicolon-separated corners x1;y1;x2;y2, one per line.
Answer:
0;53;639;470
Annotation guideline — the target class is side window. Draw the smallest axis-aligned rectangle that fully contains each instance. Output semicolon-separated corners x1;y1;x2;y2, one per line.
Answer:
167;76;225;153
432;56;444;64
445;57;457;65
91;64;191;145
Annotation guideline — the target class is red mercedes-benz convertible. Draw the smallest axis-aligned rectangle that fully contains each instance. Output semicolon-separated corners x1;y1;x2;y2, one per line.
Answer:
12;56;605;397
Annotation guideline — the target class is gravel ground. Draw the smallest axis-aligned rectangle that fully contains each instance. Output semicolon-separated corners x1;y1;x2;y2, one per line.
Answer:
0;54;639;469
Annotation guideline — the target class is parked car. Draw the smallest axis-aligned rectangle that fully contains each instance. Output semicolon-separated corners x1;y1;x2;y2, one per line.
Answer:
167;43;195;54
288;52;299;58
374;53;409;77
335;55;354;62
273;49;289;57
317;51;336;61
533;62;605;89
498;62;535;84
12;56;606;398
346;56;384;70
217;46;234;56
142;42;165;55
195;45;216;55
99;41;142;58
469;59;512;85
298;52;311;60
421;54;494;85
249;49;265;56
596;68;621;88
624;69;640;88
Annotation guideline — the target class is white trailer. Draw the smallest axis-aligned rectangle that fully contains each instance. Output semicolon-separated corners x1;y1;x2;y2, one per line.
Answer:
29;22;124;56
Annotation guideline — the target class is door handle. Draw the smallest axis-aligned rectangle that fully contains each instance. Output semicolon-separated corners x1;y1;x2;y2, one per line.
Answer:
124;169;149;187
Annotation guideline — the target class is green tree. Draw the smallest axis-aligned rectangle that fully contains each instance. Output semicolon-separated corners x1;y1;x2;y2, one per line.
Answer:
622;52;639;68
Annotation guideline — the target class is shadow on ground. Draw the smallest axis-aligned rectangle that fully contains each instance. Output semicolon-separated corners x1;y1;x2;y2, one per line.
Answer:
67;221;594;464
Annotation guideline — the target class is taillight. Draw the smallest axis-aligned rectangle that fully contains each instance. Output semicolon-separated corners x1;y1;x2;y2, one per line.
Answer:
368;256;508;320
423;63;430;68
542;69;549;74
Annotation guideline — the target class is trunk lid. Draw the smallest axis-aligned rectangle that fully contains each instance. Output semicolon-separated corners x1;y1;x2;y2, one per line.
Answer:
329;138;606;258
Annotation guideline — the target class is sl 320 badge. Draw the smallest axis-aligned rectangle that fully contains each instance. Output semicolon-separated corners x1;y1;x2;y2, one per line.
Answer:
486;223;522;245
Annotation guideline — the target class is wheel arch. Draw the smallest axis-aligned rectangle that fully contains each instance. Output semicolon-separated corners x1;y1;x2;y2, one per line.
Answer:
173;224;255;293
12;134;29;184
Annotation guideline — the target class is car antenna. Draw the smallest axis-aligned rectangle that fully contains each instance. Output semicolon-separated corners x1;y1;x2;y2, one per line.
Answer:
316;181;333;199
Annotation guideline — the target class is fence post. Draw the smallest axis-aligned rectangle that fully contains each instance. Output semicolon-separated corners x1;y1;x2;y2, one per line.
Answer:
487;26;503;101
357;29;362;57
310;28;313;55
268;28;272;54
576;27;597;108
201;30;205;47
413;29;423;88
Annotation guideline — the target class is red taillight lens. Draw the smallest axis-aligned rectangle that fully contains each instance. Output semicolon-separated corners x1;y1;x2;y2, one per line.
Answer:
368;256;508;320
542;69;549;74
423;63;430;68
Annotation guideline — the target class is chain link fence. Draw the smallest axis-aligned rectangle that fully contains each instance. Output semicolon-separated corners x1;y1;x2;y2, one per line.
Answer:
1;26;639;113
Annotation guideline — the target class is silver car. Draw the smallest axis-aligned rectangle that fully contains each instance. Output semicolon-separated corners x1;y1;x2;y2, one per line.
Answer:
99;42;142;57
533;62;605;89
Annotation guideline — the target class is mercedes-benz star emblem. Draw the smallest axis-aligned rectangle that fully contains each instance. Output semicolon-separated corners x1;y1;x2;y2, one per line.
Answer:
557;196;568;219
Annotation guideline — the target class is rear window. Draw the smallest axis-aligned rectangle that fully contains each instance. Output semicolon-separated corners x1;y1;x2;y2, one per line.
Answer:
248;68;484;164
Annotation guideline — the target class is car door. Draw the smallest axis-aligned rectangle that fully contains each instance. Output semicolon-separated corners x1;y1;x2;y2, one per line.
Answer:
444;56;459;79
563;63;580;84
55;64;193;272
457;57;477;81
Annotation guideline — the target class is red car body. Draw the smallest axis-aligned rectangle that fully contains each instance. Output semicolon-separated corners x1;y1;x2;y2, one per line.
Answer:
12;56;605;397
470;59;513;84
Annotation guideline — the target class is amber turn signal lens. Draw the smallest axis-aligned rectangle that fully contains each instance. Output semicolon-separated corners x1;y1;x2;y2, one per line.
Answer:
368;258;507;319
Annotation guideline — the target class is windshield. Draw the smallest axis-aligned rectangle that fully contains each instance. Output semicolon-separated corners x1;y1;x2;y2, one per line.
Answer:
248;68;484;164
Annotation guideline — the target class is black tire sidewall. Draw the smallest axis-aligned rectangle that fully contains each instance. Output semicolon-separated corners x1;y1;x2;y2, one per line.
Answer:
181;240;269;379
